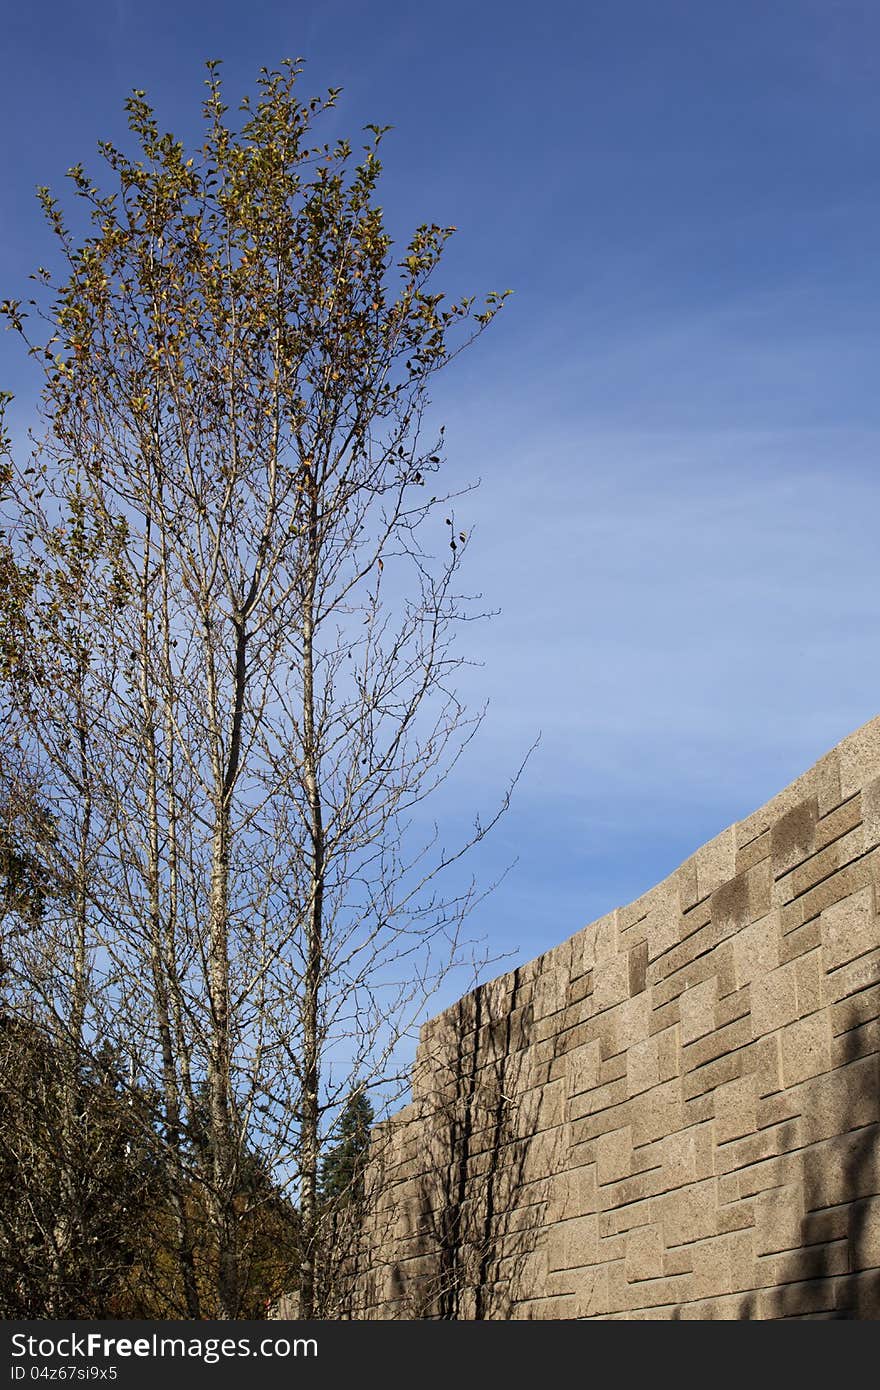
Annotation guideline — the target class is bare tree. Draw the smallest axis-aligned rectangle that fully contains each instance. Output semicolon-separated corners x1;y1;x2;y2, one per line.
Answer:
0;61;514;1317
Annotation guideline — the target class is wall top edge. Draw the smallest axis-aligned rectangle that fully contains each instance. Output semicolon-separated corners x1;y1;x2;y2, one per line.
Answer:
418;713;880;1041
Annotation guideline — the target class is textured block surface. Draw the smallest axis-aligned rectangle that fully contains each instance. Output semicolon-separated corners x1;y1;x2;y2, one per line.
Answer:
352;718;880;1319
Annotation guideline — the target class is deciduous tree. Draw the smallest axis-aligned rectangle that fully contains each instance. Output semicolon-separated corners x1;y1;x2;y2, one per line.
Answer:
0;59;513;1316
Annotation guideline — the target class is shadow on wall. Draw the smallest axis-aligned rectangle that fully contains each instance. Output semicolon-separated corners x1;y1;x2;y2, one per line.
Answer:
388;970;560;1319
669;1007;880;1320
747;1020;879;1320
354;721;880;1320
367;974;880;1320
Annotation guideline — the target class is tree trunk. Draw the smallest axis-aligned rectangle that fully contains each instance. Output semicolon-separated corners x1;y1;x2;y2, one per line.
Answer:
143;521;201;1318
298;473;324;1320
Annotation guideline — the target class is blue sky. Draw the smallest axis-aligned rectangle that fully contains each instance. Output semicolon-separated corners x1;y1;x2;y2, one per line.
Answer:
2;1;880;1000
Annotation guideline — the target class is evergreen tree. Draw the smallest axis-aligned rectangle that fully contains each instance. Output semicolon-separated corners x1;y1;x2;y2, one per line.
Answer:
319;1087;374;1209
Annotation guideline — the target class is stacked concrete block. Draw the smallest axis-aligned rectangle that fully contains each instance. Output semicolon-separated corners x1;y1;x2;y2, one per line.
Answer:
353;718;880;1318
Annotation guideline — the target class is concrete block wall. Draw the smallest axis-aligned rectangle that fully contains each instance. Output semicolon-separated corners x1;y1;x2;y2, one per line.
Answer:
352;719;880;1318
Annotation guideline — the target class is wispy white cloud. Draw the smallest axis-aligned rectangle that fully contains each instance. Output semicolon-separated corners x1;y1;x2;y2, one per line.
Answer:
411;278;880;969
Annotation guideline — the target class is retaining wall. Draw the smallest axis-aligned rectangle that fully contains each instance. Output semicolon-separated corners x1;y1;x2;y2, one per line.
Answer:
353;718;880;1318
